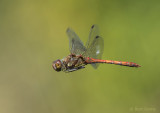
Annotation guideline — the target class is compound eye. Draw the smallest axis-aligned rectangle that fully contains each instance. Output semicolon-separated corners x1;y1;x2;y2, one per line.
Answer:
52;59;62;72
56;63;61;68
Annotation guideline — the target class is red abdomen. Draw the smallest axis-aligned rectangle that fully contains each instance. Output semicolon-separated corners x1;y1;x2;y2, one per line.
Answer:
86;57;140;67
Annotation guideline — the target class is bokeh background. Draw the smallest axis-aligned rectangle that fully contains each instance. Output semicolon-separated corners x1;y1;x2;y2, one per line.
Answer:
0;0;160;113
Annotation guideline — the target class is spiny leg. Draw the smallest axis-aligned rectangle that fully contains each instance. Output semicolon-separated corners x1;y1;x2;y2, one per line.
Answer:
72;55;85;67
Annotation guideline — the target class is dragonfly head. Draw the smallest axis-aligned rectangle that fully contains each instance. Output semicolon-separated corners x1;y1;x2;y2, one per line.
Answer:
52;59;62;72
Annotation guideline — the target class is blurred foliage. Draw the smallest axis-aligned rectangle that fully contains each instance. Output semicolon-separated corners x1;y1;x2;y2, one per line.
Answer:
0;0;160;113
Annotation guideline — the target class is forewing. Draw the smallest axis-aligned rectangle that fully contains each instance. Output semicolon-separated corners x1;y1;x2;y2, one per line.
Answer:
85;25;104;69
86;25;99;49
66;28;86;55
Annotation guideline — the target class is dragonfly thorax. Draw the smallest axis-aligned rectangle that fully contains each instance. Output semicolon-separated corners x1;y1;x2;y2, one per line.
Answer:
58;54;86;72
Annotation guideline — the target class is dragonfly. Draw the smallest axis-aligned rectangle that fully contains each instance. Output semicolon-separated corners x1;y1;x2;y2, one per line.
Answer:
52;25;140;72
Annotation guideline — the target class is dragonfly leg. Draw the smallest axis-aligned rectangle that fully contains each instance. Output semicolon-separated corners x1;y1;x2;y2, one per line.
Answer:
70;53;76;57
72;55;86;67
65;66;85;73
77;54;86;61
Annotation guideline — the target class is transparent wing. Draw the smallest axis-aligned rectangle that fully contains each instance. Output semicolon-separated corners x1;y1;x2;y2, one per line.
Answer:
84;25;104;69
66;28;86;55
86;25;99;49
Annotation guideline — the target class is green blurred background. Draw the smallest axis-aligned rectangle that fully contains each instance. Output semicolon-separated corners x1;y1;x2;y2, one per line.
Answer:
0;0;160;113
